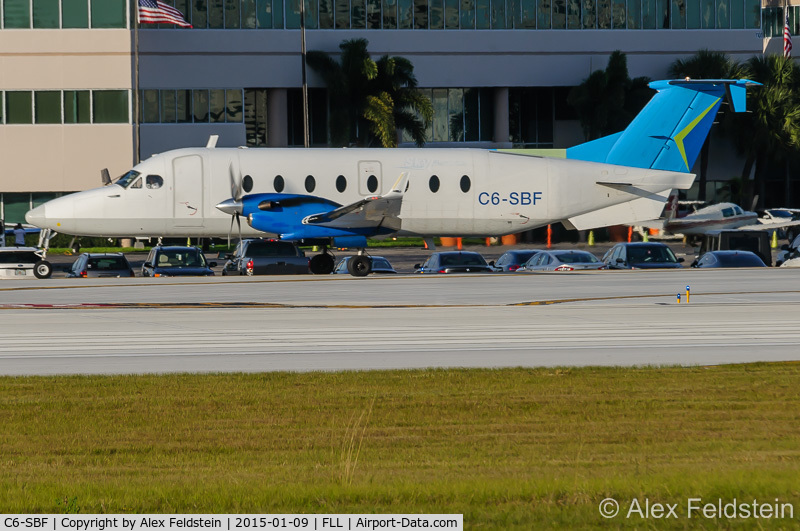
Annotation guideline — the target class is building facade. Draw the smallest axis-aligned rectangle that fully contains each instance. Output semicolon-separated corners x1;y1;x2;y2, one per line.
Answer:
0;0;781;223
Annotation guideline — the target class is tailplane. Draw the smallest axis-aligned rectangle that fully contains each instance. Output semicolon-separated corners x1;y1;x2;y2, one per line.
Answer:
567;79;759;172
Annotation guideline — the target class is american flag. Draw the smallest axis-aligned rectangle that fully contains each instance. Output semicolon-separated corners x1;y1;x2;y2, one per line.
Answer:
784;13;792;58
138;0;192;27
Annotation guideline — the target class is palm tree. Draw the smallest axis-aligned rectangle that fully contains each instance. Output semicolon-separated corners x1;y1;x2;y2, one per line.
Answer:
734;55;800;208
668;50;744;202
307;38;433;147
567;51;652;141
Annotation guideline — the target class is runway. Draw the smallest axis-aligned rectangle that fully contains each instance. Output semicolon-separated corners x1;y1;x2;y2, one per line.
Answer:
1;269;799;375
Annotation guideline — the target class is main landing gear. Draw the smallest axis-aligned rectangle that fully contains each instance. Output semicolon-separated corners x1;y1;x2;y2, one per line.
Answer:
308;247;372;277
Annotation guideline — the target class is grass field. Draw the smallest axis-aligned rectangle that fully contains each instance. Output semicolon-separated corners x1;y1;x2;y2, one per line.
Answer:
2;364;800;528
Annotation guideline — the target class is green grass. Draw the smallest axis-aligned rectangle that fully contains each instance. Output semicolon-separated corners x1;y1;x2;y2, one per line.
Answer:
2;364;800;528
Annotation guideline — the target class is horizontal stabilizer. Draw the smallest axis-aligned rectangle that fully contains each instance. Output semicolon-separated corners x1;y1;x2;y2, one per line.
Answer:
564;190;672;231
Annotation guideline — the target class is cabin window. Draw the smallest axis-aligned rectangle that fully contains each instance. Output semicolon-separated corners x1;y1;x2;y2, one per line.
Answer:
305;175;316;193
460;175;471;193
146;175;163;189
367;175;378;193
243;175;253;193
129;176;143;189
274;175;285;192
429;175;440;193
336;175;347;193
116;170;141;188
722;207;734;218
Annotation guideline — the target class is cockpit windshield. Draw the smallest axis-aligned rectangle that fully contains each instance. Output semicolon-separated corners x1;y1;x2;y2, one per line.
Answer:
115;170;141;188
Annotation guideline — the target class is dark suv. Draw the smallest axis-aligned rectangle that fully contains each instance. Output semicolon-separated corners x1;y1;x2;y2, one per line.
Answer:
603;242;684;269
142;246;216;277
222;239;309;275
67;253;135;278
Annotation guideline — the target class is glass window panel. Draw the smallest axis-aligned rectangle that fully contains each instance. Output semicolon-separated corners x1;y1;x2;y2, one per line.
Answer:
350;0;365;27
208;0;224;27
307;0;319;27
461;0;475;27
3;0;30;28
160;90;176;122
62;0;89;27
64;90;90;123
225;0;240;27
611;0;624;26
745;0;758;28
225;89;243;122
448;88;463;141
627;0;640;27
257;0;272;27
367;0;381;27
176;90;192;123
91;0;126;27
671;0;685;27
3;193;32;225
656;0;667;26
597;0;610;27
445;0;458;27
6;92;32;124
175;0;192;25
382;0;397;27
320;0;334;26
241;0;257;27
193;89;209;122
413;0;426;27
700;0;713;27
93;90;128;123
552;0;565;27
33;0;59;27
491;0;506;28
686;0;699;27
141;89;160;123
641;0;656;27
464;88;479;141
336;0;350;27
476;0;490;27
432;89;447;142
34;91;60;124
729;0;742;28
566;0;579;28
0;93;3;123
479;89;492;141
193;0;208;27
581;0;595;27
273;0;283;26
429;0;443;27
209;89;225;123
398;0;413;26
537;0;550;27
716;0;728;27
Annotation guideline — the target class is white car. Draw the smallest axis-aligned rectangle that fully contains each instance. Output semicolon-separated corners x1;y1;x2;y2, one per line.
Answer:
0;247;53;279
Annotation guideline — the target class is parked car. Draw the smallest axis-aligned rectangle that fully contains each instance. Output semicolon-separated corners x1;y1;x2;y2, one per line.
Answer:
489;249;543;272
334;256;397;274
518;249;605;271
603;242;684;269
222;238;309;275
777;233;800;266
66;253;135;278
691;250;767;268
414;251;491;274
695;230;771;266
142;246;216;277
0;247;52;279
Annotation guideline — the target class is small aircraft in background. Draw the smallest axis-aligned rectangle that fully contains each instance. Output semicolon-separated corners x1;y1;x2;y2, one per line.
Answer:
27;79;758;275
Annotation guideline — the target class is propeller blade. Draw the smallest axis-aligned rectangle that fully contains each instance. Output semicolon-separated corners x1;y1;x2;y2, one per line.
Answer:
751;195;759;212
236;212;242;243
227;214;235;250
229;162;243;201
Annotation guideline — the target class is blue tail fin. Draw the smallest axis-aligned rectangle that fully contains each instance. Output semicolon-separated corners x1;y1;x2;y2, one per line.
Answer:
566;79;759;172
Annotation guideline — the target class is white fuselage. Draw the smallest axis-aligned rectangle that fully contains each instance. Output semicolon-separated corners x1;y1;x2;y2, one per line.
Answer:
27;147;690;239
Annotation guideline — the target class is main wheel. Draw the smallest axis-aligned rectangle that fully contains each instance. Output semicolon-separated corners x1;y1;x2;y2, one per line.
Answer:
33;260;52;279
309;253;335;274
347;255;372;277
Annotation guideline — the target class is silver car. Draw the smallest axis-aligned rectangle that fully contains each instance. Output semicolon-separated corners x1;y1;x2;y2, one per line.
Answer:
518;250;605;272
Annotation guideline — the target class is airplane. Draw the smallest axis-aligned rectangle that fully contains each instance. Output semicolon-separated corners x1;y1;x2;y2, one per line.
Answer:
26;79;757;276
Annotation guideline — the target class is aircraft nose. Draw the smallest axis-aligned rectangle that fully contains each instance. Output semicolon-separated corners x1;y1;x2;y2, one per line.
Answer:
216;198;243;216
25;204;46;227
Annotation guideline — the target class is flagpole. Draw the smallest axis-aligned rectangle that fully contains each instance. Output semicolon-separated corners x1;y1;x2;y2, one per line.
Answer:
300;0;310;149
132;0;141;164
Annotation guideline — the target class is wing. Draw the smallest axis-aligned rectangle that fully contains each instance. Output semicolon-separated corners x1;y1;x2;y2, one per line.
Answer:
302;173;408;231
739;219;800;231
